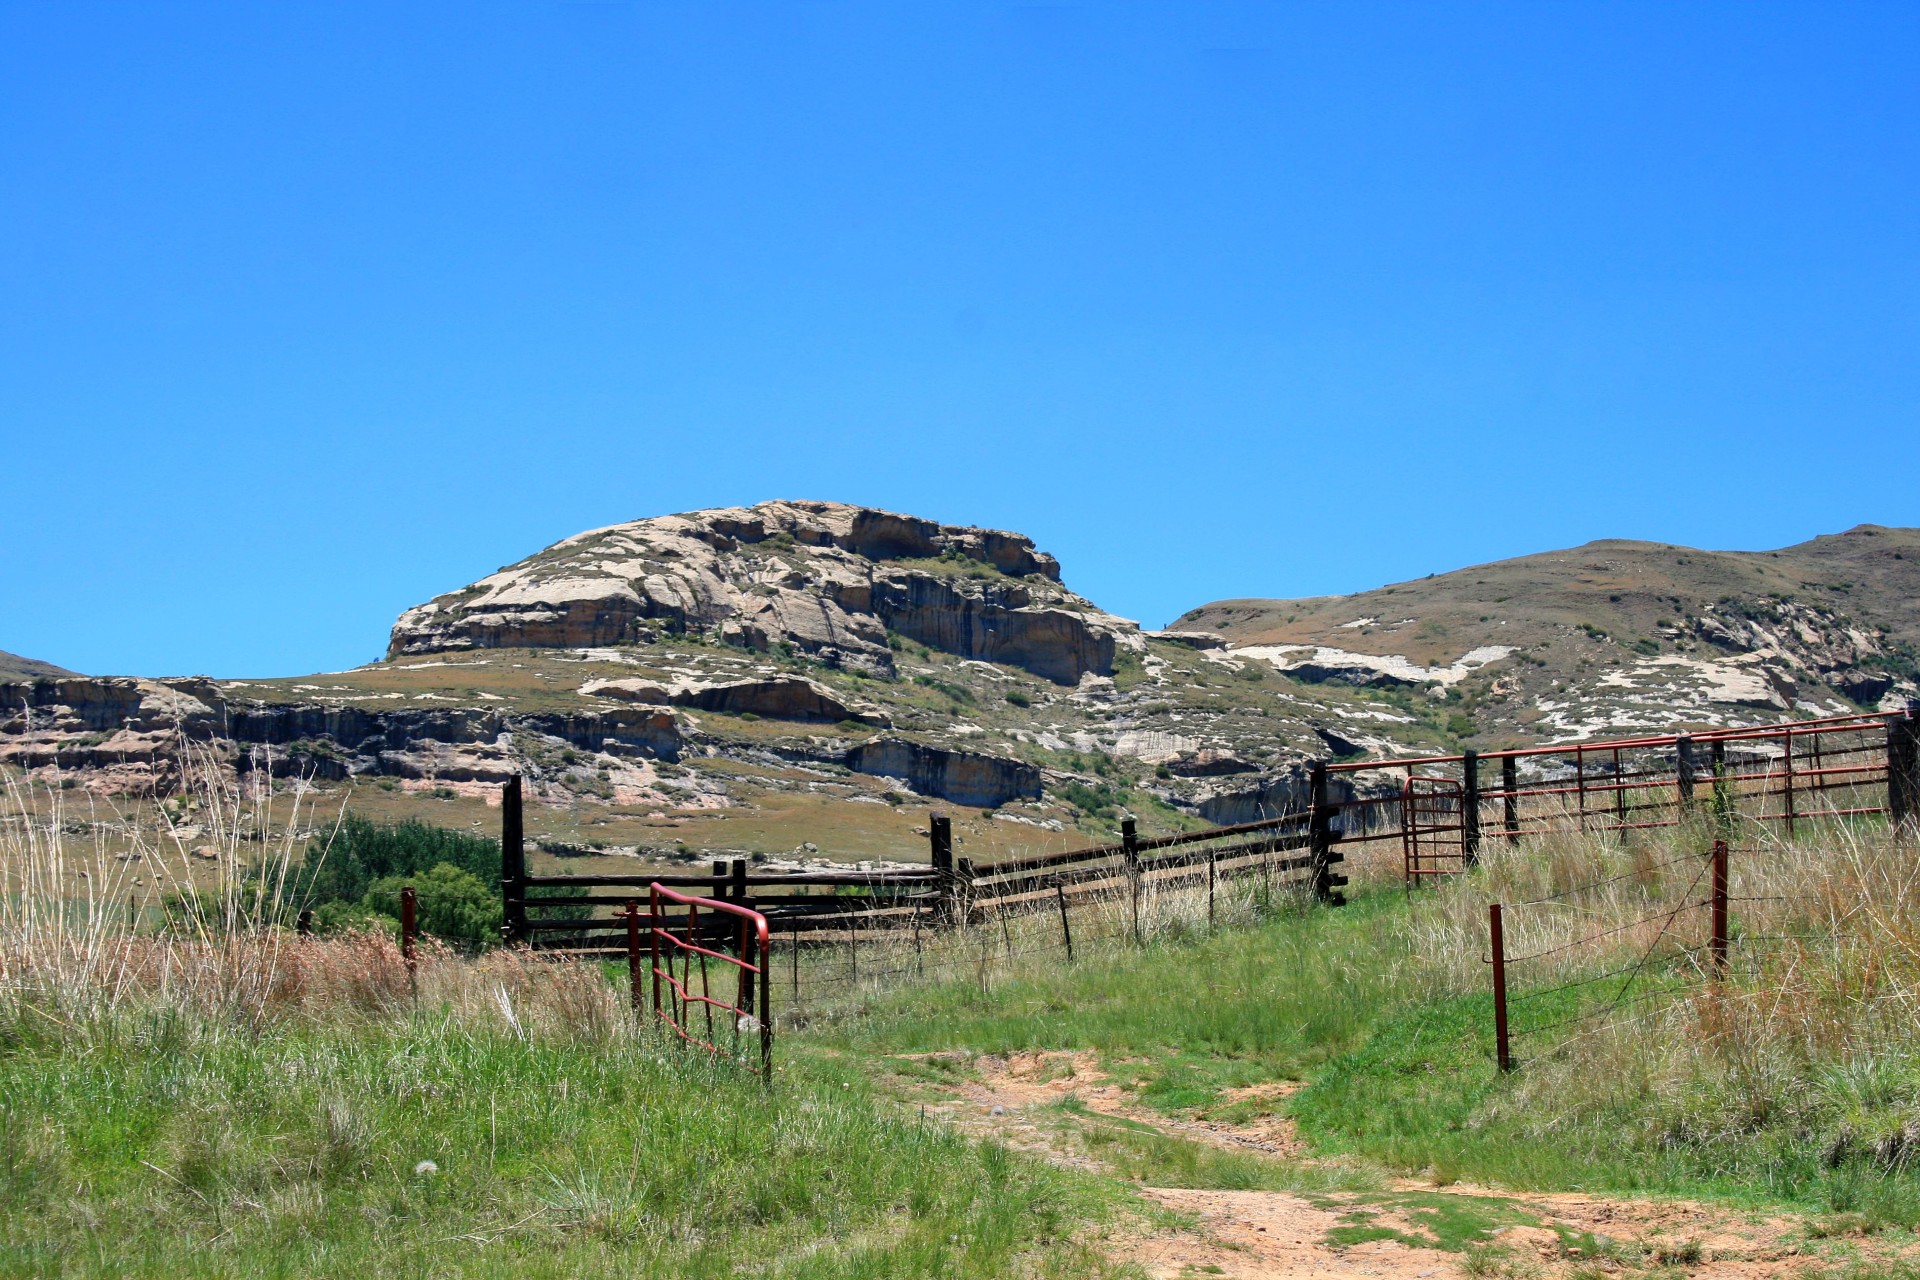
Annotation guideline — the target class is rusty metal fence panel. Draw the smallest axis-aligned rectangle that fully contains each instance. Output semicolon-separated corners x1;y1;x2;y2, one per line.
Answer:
644;883;771;1076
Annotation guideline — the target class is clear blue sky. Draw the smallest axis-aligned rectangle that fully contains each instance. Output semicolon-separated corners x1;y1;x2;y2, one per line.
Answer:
3;3;1915;678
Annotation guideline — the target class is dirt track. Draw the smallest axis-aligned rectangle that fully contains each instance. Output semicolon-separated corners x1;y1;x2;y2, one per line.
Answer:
906;1049;1887;1280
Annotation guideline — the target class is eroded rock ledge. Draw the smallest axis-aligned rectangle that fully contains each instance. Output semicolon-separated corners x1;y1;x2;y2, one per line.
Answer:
0;676;1041;809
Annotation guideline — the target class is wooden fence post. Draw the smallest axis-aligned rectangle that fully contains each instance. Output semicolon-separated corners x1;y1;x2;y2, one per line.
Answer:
1309;762;1343;904
929;813;958;922
500;775;526;945
1055;882;1074;961
1490;902;1510;1072
1890;702;1920;832
1503;755;1520;845
1462;749;1482;867
1122;818;1141;945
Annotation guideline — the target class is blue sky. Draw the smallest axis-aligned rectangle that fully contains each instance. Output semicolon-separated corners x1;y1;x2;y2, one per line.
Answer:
3;2;1915;678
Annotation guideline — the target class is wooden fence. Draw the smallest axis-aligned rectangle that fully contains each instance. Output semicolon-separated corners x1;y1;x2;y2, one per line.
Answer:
500;701;1920;957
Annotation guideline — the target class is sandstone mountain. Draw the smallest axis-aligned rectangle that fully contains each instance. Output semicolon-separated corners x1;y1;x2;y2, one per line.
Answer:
389;500;1129;685
4;505;1914;866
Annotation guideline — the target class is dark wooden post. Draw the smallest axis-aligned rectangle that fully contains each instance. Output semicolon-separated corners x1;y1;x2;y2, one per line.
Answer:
500;775;527;944
929;813;958;922
1709;840;1729;978
1309;762;1343;904
1054;882;1074;961
1462;750;1482;867
1890;702;1920;832
731;858;748;906
1490;902;1510;1072
1677;735;1697;813
1122;818;1141;945
1502;755;1520;845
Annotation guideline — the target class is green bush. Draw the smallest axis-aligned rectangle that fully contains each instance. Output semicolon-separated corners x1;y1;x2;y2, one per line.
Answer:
1004;690;1031;708
363;862;501;944
299;815;500;908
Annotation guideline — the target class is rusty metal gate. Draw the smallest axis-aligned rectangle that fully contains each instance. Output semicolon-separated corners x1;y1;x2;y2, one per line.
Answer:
1403;775;1466;883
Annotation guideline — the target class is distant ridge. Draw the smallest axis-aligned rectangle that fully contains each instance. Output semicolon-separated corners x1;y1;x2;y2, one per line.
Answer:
0;651;75;681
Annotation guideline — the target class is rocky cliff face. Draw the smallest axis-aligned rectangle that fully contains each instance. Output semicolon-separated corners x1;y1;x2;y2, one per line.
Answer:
389;500;1129;687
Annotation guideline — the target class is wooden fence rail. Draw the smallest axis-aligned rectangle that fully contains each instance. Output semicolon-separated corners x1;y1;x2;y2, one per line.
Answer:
502;702;1920;952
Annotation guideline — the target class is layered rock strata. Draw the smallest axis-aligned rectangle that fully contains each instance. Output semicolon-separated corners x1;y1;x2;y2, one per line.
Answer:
388;500;1134;686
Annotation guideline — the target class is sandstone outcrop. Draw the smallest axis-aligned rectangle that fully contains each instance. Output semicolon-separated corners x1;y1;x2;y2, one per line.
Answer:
579;674;886;724
843;737;1042;809
387;500;1133;686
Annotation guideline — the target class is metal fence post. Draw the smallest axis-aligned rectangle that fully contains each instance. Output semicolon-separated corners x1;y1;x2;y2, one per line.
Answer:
1122;817;1141;944
624;898;643;1014
1709;840;1729;978
400;885;418;998
500;775;526;945
1490;902;1511;1072
1462;749;1482;866
649;884;663;1022
1710;738;1731;831
1677;735;1697;813
1207;850;1217;928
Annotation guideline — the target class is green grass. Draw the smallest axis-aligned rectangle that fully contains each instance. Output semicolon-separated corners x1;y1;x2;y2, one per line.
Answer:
0;1009;1132;1279
817;881;1920;1228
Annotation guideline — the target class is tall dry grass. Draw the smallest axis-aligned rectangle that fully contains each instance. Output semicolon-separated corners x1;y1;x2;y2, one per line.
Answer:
1396;812;1920;1171
0;752;628;1044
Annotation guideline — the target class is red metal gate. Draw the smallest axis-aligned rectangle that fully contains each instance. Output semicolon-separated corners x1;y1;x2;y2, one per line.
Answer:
1403;775;1466;883
646;883;772;1076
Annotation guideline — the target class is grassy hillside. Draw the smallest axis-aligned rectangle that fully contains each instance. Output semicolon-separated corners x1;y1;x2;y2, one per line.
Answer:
0;651;73;681
1178;525;1920;744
